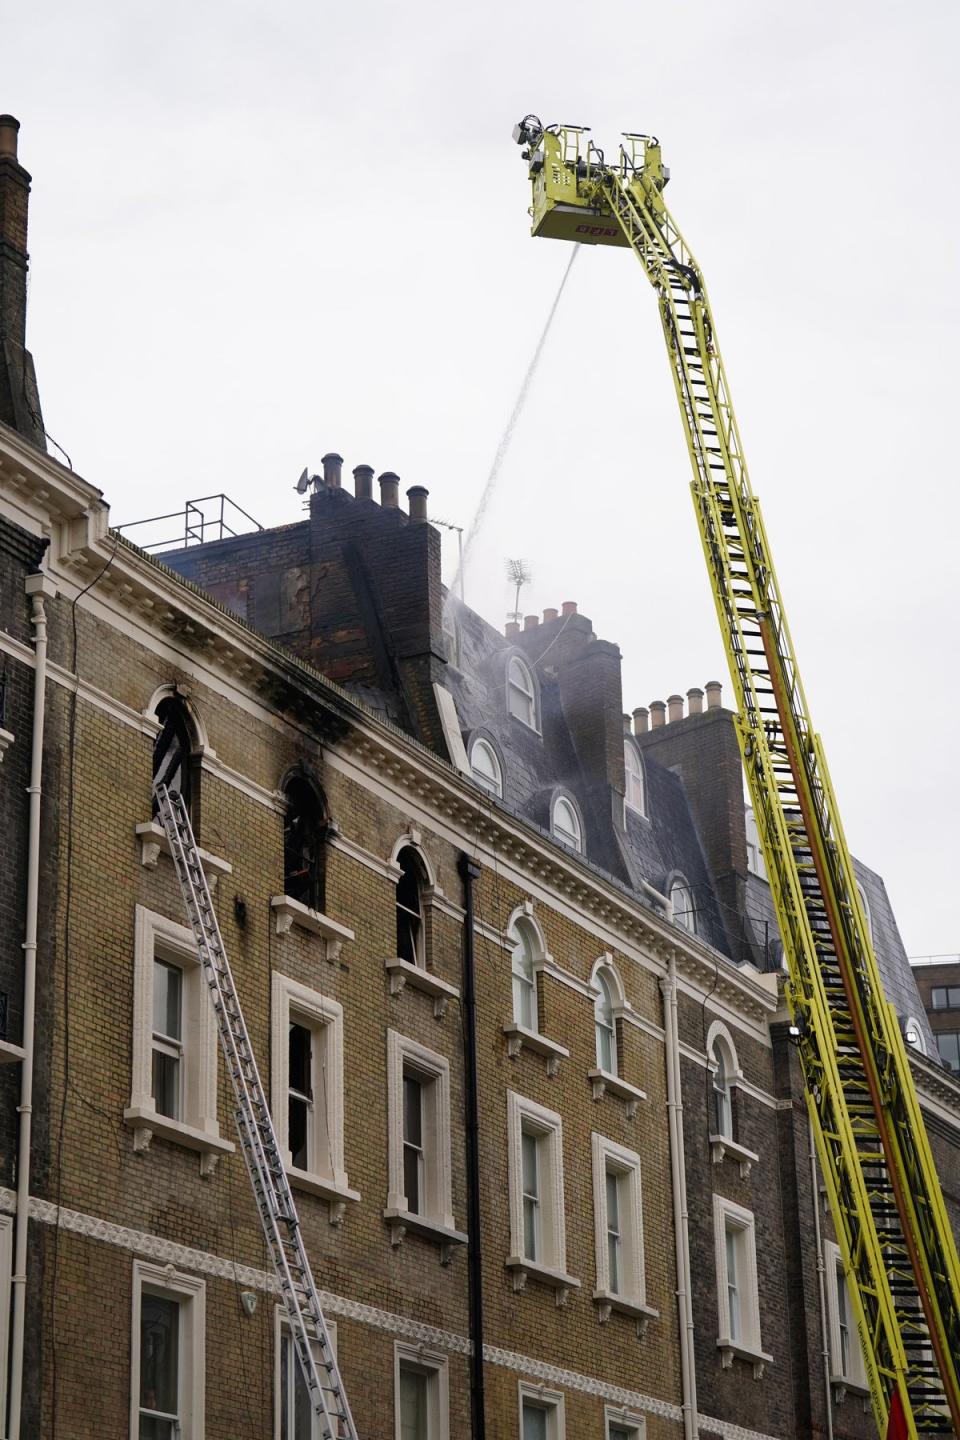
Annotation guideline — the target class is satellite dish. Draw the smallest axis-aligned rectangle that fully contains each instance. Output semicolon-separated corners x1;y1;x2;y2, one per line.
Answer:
295;468;310;494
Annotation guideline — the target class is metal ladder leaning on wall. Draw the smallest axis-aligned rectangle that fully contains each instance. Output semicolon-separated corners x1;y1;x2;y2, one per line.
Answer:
153;778;359;1440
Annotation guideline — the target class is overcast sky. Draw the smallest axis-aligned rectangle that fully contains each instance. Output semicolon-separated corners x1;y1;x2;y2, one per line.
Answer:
6;0;958;958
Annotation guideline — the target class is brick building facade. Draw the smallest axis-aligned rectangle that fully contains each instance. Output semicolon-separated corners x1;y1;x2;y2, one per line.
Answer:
1;117;959;1440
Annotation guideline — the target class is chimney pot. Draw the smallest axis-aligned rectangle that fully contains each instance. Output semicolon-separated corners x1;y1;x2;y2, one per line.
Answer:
353;463;374;500
650;700;666;729
705;680;723;710
633;706;649;735
321;452;343;488
667;693;684;724
378;471;400;508
505;620;520;637
561;600;577;617
543;607;559;623
0;115;19;160
523;614;539;630
406;485;429;522
687;686;704;715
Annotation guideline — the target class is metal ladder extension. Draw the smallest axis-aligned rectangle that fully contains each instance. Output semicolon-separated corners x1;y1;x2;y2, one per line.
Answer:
153;782;359;1440
588;155;960;1436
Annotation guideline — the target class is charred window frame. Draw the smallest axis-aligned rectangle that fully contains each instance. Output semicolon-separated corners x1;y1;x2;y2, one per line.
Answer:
152;696;202;832
282;776;328;914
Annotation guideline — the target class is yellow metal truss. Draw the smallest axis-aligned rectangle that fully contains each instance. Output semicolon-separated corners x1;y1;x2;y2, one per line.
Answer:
515;118;960;1438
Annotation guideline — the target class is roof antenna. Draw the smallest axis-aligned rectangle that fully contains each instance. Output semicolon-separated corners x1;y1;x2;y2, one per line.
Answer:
295;468;311;494
506;558;532;624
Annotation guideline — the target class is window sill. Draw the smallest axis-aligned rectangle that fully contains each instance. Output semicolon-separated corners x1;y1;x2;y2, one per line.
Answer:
588;1069;646;1118
502;1023;569;1078
709;1134;759;1179
717;1338;773;1379
135;821;233;891
0;726;14;761
287;1166;360;1224
383;1207;467;1265
506;1255;580;1306
385;957;460;1018
830;1375;870;1409
0;1039;25;1065
592;1289;659;1337
123;1104;235;1176
271;895;354;959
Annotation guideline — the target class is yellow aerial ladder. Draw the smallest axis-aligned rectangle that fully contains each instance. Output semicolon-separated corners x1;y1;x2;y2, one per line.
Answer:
511;116;960;1439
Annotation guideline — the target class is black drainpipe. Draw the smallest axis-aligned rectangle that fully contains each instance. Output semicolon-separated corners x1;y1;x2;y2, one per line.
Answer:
458;853;486;1438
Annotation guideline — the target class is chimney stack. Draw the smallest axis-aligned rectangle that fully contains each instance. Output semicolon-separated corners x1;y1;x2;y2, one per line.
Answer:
687;686;704;716
650;700;666;729
705;680;723;710
353;463;374;500
633;706;649;735
378;472;400;508
667;694;684;724
406;485;428;522
321;452;343;488
0;115;45;449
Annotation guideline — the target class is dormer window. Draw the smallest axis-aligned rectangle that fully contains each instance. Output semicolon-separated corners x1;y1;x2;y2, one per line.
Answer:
470;737;503;799
745;807;766;880
507;657;539;731
624;742;645;817
396;848;426;968
551;795;583;854
669;877;696;935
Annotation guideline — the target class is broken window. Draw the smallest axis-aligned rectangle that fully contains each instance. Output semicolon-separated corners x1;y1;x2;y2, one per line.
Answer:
282;775;327;913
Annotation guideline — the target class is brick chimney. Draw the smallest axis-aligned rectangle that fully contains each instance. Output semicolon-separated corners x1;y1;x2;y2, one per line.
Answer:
0;116;45;449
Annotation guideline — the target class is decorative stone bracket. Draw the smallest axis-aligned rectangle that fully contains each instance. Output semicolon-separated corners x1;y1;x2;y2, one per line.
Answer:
270;895;355;963
135;821;232;892
588;1069;647;1119
384;957;460;1018
506;1255;581;1307
502;1022;569;1078
383;1207;467;1265
123;1104;235;1178
709;1134;759;1179
592;1289;659;1338
717;1338;772;1379
286;1165;360;1226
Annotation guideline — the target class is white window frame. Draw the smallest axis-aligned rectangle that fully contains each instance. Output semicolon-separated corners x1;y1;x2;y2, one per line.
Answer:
0;1215;11;1423
855;881;872;940
704;1021;759;1179
509;917;540;1031
518;1380;565;1439
393;1340;449;1440
713;1196;769;1373
271;973;353;1205
469;736;503;798
507;656;539;731
550;794;583;853
623;741;646;818
386;1031;455;1231
507;1092;570;1283
274;1304;337;1440
124;906;229;1163
604;1405;645;1440
744;806;767;880
824;1241;868;1391
591;1134;647;1308
668;875;696;934
592;965;619;1076
130;1259;205;1440
903;1015;927;1054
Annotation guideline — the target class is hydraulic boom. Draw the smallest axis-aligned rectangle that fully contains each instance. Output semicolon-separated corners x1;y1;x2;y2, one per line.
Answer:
512;115;960;1439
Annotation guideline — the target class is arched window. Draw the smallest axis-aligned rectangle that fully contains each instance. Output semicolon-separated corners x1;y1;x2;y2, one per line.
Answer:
282;775;327;913
510;919;539;1030
594;969;618;1074
470;737;503;799
855;881;873;941
396;847;426;968
903;1016;926;1055
507;656;539;731
152;694;201;826
552;795;583;853
744;806;766;879
711;1042;733;1138
669;876;696;934
624;741;645;817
